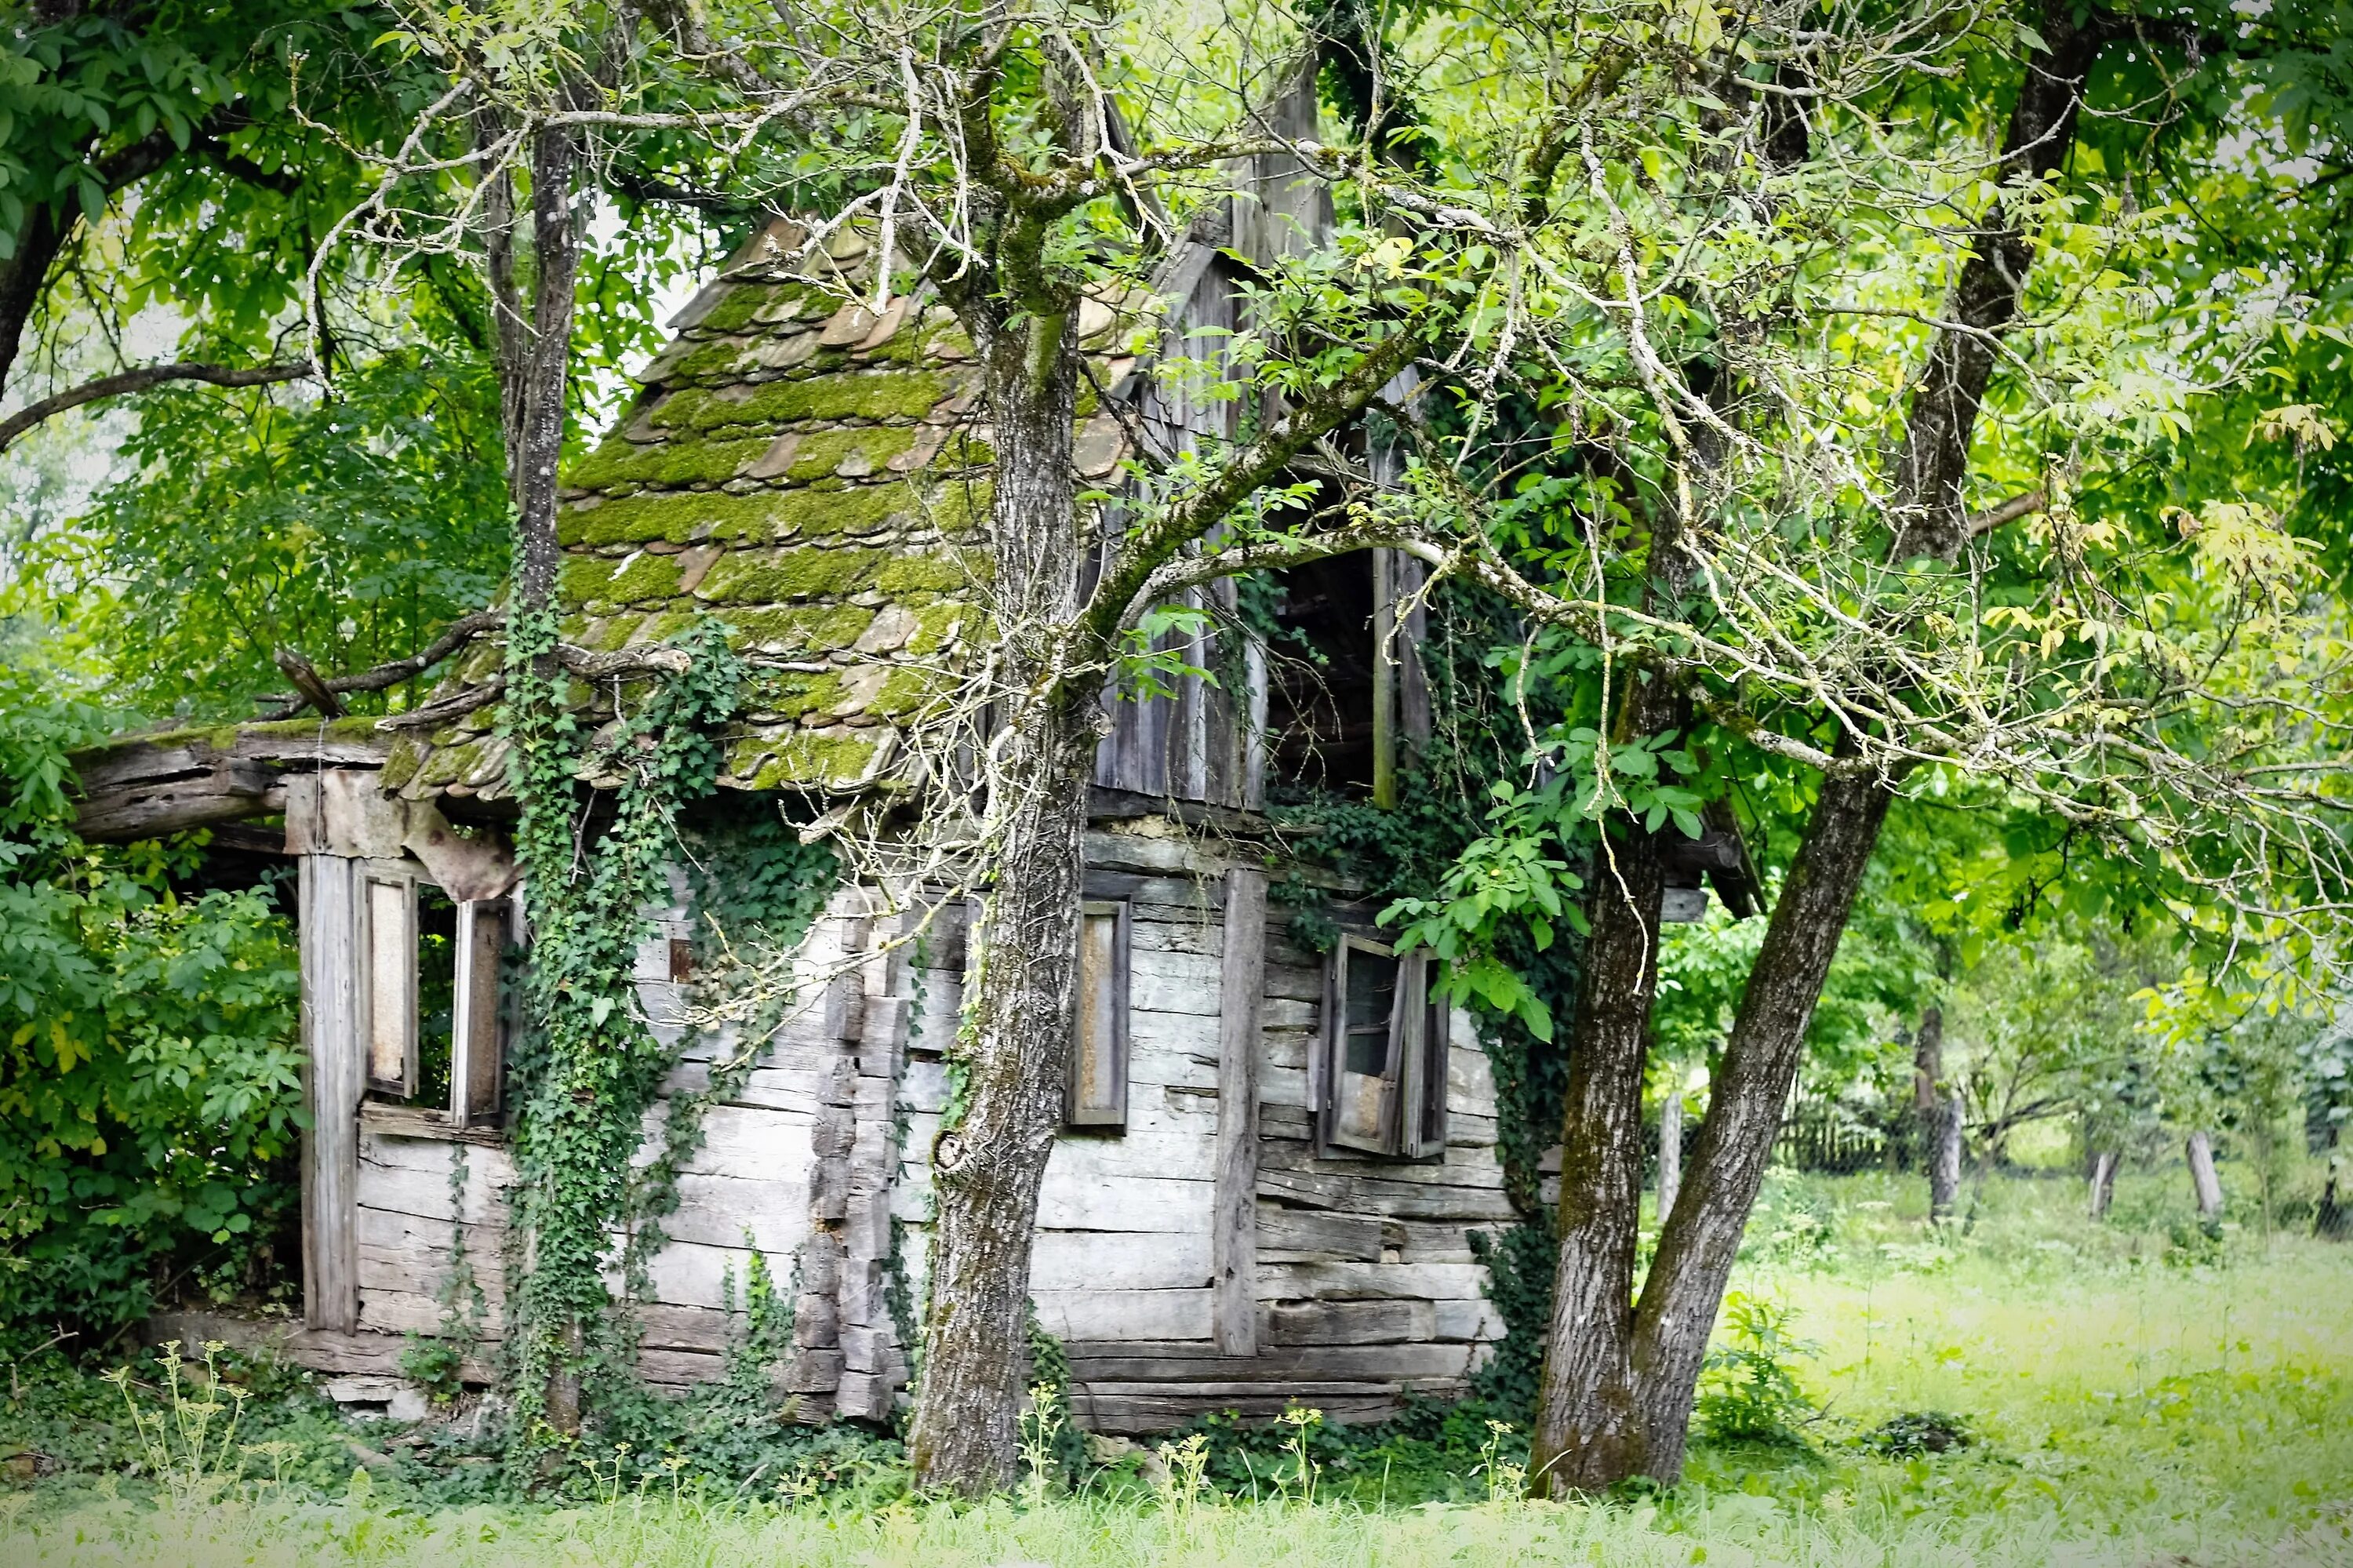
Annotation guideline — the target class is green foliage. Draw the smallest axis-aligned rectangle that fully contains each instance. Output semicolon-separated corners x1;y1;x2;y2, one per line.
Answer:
55;353;511;720
0;671;303;1343
0;4;406;323
1024;1310;1091;1489
400;1149;486;1406
1462;1222;1555;1419
1860;1410;1973;1457
1696;1294;1820;1450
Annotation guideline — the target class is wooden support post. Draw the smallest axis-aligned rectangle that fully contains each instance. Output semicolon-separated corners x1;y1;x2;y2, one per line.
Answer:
299;854;365;1333
1213;868;1267;1356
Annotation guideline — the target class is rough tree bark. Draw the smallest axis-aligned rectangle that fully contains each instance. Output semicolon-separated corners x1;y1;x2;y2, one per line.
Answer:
906;297;1093;1496
1527;455;1703;1491
2088;1148;2119;1220
1913;1005;1944;1168
1931;1089;1964;1224
511;125;580;615
1528;777;1675;1492
484;121;584;1432
1527;2;2123;1491
2186;1130;2225;1221
1657;1091;1683;1221
1614;763;1894;1482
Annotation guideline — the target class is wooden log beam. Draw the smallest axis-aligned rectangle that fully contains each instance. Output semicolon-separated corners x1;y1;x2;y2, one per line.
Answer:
70;721;391;842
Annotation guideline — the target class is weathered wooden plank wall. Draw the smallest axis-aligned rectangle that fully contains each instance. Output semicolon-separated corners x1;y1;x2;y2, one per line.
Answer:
337;825;1504;1431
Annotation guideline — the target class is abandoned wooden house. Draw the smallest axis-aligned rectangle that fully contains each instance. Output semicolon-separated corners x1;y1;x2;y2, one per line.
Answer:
71;115;1758;1433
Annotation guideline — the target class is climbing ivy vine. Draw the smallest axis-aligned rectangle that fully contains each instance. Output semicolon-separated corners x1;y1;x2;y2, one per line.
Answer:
496;602;746;1453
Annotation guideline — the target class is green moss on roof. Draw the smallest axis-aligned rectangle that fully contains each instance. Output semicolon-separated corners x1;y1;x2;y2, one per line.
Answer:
785;427;918;480
736;728;887;791
579;613;644;653
699;282;817;335
905;602;975;657
695;545;883;604
570;490;768;548
871;665;951;719
638;609;700;644
563;551;686;608
741;668;848;721
381;739;424;792
568;433;770;490
415;738;484;791
652;371;947;432
726;603;876;653
873;550;969;596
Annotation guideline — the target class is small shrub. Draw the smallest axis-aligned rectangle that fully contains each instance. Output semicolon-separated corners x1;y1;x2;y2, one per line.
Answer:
1697;1293;1819;1449
1861;1410;1974;1457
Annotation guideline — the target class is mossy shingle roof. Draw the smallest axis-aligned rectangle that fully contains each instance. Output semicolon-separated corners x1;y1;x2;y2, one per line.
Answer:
382;220;1148;803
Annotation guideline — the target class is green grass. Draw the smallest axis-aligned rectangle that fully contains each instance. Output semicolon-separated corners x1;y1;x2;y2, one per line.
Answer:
6;1171;2351;1566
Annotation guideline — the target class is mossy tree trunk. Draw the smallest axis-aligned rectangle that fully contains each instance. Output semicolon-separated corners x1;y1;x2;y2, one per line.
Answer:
907;298;1095;1497
486;120;584;1433
1529;1;2120;1490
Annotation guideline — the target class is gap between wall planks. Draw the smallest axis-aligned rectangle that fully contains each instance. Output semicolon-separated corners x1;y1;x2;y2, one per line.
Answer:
1213;867;1268;1355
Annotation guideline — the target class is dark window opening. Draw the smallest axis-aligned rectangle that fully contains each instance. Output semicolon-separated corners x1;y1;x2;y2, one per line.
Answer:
1261;552;1379;795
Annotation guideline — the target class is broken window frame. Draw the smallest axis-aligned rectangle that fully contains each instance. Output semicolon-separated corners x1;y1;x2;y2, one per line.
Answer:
449;897;510;1126
1315;933;1448;1159
1064;898;1132;1129
358;862;420;1099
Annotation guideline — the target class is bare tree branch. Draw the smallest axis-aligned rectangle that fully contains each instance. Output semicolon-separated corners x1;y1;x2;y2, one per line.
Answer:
0;358;314;453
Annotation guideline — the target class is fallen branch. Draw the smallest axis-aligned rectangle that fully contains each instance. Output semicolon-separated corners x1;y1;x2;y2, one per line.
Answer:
270;615;696;724
328;609;506;696
0;359;315;453
272;649;347;719
374;677;505;730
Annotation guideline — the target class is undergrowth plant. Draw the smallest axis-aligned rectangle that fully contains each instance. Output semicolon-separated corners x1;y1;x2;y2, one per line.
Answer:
100;1342;249;1507
1695;1293;1820;1449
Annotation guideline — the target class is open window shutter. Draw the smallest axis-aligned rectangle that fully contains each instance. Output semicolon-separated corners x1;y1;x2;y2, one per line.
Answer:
360;864;419;1098
1066;900;1130;1127
1389;955;1431;1156
1402;959;1449;1159
1326;935;1404;1154
449;897;508;1125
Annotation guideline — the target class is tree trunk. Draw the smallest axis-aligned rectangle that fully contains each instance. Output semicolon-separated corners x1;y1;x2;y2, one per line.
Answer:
0;203;65;399
1931;1090;1963;1224
1887;2;2120;561
490;122;583;1433
1611;766;1893;1483
1522;1;2122;1492
2186;1130;2224;1221
512;125;580;613
1657;1091;1682;1223
2087;1148;2118;1221
1912;1006;1944;1170
907;302;1088;1496
1526;817;1670;1495
2319;1121;2348;1239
